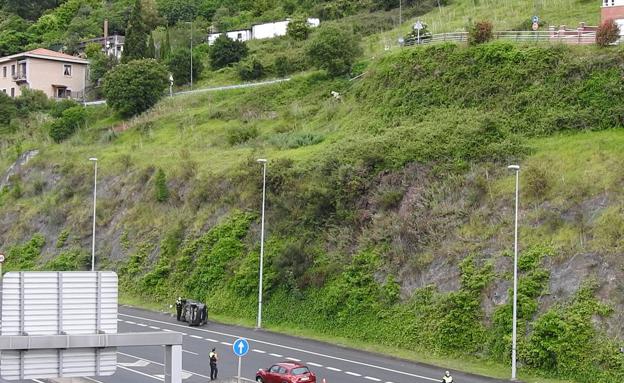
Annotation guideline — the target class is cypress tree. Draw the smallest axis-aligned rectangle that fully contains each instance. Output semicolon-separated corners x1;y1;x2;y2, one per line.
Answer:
161;28;171;60
148;33;156;59
122;0;149;63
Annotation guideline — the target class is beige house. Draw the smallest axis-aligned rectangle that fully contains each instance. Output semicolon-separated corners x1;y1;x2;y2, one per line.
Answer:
0;48;88;100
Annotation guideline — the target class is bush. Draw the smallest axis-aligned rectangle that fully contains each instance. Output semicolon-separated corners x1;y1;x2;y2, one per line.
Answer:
227;124;258;145
596;19;620;47
166;48;205;86
209;34;248;69
102;59;168;117
48;105;87;143
237;56;264;81
50;99;79;118
305;25;362;77
154;168;169;202
469;20;494;45
0;91;16;125
15;88;50;112
287;18;311;41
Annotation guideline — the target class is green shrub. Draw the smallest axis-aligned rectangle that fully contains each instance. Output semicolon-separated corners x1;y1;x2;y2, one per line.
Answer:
469;20;494;45
305;25;362;77
166;48;205;86
237;56;264;81
209;34;248;69
596;19;620;47
102;59;168;117
154;168;169;202
5;234;46;271
48;106;87;143
15;88;50;112
0;91;16;125
287;18;311;41
44;249;90;271
50;98;79;118
227;124;259;145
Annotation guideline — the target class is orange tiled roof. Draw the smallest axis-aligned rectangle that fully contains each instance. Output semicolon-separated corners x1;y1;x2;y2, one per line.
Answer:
26;48;81;60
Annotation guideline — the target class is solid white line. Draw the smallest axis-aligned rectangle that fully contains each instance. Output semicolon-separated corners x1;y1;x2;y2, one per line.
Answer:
286;357;301;362
183;349;199;355
253;349;266;354
270;353;283;357
118;365;162;381
307;362;323;367
365;377;381;381
118;351;212;380
326;367;341;372
346;371;362;377
190;335;203;339
119;312;438;382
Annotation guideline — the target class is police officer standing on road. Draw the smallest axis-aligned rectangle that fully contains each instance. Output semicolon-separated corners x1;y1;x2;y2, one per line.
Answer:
441;370;454;383
175;297;184;321
209;347;218;380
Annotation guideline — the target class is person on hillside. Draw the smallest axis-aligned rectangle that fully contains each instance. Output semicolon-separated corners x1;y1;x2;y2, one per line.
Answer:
441;370;453;383
209;347;218;380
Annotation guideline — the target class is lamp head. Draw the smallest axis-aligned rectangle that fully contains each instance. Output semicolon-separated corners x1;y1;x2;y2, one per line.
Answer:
257;159;267;163
89;157;98;162
508;164;520;170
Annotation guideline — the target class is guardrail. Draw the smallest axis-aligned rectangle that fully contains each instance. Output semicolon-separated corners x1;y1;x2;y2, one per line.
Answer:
404;30;597;47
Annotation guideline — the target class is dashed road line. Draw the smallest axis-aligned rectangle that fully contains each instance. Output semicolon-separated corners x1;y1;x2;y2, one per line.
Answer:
365;377;381;381
221;341;233;346
118;365;162;381
206;338;218;342
190;335;203;339
286;357;301;362
148;326;160;330
253;349;266;354
307;362;323;367
136;323;148;327
270;353;283;358
118;352;211;380
326;367;341;372
183;349;199;355
125;321;136;325
346;371;362;377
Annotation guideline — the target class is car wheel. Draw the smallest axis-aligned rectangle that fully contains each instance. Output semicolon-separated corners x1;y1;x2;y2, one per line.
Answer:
255;377;263;383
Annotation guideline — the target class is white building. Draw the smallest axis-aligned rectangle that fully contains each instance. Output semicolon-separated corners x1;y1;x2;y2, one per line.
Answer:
602;0;624;37
207;18;320;45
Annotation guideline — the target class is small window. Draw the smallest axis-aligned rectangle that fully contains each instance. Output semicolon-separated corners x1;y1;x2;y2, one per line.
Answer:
57;88;71;99
237;32;242;39
278;367;287;374
11;65;15;76
269;366;280;373
1;89;6;94
291;367;310;375
10;88;15;97
64;64;72;76
2;66;6;78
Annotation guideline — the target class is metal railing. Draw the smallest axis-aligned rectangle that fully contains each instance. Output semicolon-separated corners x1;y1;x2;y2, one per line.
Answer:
11;72;27;82
403;30;597;47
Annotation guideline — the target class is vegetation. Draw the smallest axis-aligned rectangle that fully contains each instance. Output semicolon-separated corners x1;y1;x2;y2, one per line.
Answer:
209;34;248;69
102;58;168;117
468;20;494;45
167;48;204;86
305;25;362;76
123;0;150;62
596;19;620;47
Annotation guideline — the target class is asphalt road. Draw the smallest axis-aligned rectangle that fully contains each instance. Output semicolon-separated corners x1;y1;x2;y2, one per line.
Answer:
0;306;507;383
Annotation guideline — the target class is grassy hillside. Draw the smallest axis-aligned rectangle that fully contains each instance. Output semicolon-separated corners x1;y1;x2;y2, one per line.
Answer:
2;41;624;382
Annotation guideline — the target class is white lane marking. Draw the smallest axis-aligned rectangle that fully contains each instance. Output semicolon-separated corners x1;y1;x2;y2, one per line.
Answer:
307;362;323;367
270;353;283;357
181;333;188;336
148;326;160;330
365;377;381;382
326;367;341;372
163;328;174;332
119;312;438;382
346;372;362;377
33;380;47;383
253;349;266;354
221;341;233;346
119;360;150;367
118;365;162;381
286;357;301;362
190;335;203;339
183;349;199;355
125;321;136;325
84;377;106;383
155;372;193;380
136;323;148;327
118;352;212;380
206;338;218;342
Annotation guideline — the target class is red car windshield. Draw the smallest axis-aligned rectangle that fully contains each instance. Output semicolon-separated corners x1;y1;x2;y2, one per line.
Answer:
291;367;310;375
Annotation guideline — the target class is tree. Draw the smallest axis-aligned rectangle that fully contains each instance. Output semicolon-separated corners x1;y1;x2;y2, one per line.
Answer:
122;0;150;63
287;17;311;41
160;28;171;60
166;48;204;86
0;91;16;126
148;33;156;58
596;19;620;47
237;56;264;81
208;34;248;69
468;20;494;45
48;106;87;143
85;43;117;87
305;25;362;77
3;0;59;20
102;59;168;117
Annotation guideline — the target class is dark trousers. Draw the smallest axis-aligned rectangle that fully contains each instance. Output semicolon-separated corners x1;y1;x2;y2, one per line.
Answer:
210;364;218;380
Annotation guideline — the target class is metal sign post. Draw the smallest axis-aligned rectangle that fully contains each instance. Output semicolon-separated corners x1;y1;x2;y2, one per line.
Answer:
232;338;249;383
414;21;423;44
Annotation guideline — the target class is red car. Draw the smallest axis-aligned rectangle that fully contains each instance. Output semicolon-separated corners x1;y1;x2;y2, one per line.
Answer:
256;362;317;383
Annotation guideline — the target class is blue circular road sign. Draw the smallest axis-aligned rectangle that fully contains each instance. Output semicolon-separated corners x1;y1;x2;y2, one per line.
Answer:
233;338;249;357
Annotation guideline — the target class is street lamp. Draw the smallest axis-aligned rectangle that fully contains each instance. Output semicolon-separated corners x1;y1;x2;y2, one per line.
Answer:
89;158;98;272
508;164;520;380
184;20;194;90
256;158;267;329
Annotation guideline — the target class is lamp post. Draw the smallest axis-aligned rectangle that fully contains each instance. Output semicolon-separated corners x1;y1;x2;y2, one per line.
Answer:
508;164;520;380
89;158;98;272
256;158;267;329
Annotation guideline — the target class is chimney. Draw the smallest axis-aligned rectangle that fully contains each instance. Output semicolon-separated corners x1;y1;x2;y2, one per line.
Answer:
104;19;109;51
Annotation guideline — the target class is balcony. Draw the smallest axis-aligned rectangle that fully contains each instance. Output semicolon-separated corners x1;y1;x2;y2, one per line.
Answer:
12;72;27;83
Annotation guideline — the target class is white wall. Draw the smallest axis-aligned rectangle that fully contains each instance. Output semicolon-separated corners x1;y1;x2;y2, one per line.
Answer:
208;30;251;45
252;21;289;39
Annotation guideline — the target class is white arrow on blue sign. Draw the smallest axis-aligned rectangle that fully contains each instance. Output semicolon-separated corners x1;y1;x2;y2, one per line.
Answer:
233;338;249;357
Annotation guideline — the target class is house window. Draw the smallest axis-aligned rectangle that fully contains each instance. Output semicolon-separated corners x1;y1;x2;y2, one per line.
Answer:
10;88;15;97
1;89;5;94
11;65;15;76
63;64;72;76
2;67;5;78
237;33;242;39
57;88;71;99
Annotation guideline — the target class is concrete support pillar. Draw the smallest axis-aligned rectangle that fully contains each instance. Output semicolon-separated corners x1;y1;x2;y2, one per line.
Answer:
164;344;182;383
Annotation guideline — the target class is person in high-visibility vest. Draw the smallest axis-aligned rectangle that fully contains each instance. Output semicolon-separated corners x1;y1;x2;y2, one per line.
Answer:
209;348;218;380
441;371;454;383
